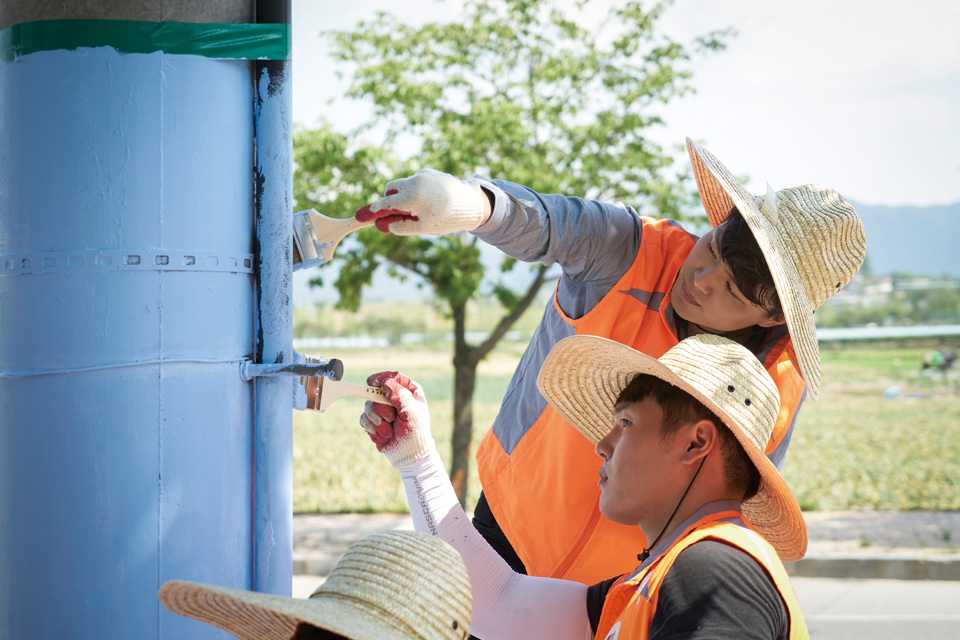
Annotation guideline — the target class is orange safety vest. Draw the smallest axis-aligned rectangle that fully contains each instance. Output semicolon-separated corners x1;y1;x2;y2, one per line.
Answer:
475;218;805;584
595;512;809;640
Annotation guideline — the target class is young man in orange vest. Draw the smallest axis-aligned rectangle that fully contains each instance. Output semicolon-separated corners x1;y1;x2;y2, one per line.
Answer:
360;333;809;639
356;138;865;585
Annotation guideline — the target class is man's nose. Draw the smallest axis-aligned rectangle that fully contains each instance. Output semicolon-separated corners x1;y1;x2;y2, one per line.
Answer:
595;440;608;459
693;262;722;293
596;434;612;460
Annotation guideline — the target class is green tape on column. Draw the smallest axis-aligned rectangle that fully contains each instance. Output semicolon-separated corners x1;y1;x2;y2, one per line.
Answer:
0;19;289;62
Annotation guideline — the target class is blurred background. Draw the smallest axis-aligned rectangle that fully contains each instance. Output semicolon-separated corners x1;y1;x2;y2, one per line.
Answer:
285;0;960;517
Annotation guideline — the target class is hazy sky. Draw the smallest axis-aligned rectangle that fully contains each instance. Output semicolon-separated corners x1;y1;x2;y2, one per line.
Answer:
292;0;960;208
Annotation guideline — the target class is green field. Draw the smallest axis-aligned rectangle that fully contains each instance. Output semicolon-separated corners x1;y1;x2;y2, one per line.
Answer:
293;342;960;514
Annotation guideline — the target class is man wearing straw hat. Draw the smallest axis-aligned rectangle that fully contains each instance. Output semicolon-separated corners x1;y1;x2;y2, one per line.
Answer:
356;138;864;586
157;529;473;640
360;333;808;639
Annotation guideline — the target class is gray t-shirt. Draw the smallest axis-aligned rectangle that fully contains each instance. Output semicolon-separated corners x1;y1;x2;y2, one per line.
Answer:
587;541;789;640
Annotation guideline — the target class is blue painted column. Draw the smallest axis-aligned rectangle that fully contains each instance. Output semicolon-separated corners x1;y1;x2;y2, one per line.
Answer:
253;0;295;597
0;21;289;639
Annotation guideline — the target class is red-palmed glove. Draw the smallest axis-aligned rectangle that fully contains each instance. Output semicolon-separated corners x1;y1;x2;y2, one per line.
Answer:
360;371;436;468
355;168;485;236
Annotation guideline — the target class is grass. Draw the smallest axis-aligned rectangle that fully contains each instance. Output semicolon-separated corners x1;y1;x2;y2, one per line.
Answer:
293;336;960;514
293;347;510;513
781;346;960;511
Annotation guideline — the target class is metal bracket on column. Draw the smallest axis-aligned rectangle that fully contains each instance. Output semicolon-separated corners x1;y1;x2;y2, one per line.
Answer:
240;358;343;382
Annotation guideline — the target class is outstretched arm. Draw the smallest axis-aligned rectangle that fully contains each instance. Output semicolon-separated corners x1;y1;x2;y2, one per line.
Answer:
361;372;594;640
354;169;642;284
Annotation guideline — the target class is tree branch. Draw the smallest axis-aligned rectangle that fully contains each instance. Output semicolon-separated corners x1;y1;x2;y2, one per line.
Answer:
476;263;552;361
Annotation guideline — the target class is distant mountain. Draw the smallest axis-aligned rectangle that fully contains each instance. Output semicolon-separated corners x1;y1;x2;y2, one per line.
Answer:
852;201;960;277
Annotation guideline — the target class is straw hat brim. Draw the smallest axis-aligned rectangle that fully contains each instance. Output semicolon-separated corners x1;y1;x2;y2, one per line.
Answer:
536;335;807;561
159;580;423;640
686;138;821;399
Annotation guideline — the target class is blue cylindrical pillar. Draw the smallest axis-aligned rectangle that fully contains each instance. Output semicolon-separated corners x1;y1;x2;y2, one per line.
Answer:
253;0;295;597
0;21;288;638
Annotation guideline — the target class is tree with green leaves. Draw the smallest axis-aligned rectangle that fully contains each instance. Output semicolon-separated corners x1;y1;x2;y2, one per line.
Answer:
294;0;731;505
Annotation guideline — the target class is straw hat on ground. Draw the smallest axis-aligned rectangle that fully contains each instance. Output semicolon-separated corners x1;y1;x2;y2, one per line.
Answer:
537;333;807;561
686;138;866;400
159;530;472;640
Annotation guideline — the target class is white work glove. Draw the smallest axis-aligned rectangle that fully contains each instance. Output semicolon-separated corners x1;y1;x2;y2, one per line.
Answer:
360;371;436;468
354;168;486;236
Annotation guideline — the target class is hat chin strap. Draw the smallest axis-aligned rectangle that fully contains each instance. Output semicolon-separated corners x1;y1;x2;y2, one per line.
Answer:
637;454;708;563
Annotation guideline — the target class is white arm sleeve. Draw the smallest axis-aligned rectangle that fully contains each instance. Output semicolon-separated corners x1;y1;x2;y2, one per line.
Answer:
399;452;594;640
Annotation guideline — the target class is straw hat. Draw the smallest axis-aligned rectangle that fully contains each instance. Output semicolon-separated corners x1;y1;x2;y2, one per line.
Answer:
686;138;866;400
159;530;472;640
537;333;807;561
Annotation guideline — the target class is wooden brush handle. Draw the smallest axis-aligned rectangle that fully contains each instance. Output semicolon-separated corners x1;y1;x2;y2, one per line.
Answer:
302;376;390;413
308;211;375;263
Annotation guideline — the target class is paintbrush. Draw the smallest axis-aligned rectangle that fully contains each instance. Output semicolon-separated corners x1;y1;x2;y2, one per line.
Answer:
292;209;375;270
301;374;390;412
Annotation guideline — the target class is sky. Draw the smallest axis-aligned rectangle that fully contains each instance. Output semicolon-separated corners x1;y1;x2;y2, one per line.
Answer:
291;0;960;208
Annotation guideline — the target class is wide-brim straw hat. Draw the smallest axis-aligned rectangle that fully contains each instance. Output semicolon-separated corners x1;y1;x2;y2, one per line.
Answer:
537;333;807;561
686;138;866;400
159;530;472;640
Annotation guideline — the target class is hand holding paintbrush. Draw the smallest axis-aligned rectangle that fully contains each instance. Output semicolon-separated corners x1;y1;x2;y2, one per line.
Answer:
300;372;391;413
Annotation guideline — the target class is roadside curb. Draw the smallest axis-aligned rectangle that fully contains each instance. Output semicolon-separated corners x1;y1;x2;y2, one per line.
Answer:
787;552;960;581
293;511;960;582
294;551;960;582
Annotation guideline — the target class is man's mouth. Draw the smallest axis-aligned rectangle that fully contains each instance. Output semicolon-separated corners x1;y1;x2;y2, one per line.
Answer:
598;466;609;485
681;280;700;307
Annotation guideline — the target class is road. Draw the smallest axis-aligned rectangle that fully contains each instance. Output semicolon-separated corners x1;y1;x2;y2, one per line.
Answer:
794;577;960;639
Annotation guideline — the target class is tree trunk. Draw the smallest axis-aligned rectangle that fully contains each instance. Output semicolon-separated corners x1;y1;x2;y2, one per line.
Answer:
446;264;552;507
450;303;479;506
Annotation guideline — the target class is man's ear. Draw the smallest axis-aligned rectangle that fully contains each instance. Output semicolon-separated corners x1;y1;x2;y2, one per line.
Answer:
681;419;718;464
757;313;786;328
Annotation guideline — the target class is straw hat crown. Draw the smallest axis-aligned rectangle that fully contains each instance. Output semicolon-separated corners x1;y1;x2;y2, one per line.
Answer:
686;138;866;399
159;530;472;640
749;185;865;310
656;333;780;450
315;530;472;639
537;333;780;450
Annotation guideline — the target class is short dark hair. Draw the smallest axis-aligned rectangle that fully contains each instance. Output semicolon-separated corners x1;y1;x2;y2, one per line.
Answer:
616;373;761;500
292;622;348;639
717;208;783;318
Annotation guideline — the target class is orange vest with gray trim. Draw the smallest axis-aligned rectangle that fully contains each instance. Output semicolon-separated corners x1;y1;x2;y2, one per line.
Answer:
595;513;809;640
475;218;805;585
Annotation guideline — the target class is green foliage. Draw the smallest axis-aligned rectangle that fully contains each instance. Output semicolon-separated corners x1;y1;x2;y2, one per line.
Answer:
294;122;398;218
301;0;735;316
326;0;727;211
817;280;960;328
298;0;737;326
785;396;960;511
293;122;406;305
293;349;510;512
297;0;732;503
296;0;736;341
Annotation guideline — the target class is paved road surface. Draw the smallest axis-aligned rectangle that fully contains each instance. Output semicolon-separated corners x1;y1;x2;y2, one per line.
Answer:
795;577;960;639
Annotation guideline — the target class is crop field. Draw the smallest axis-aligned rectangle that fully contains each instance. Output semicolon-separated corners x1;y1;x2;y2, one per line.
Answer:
293;342;960;514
